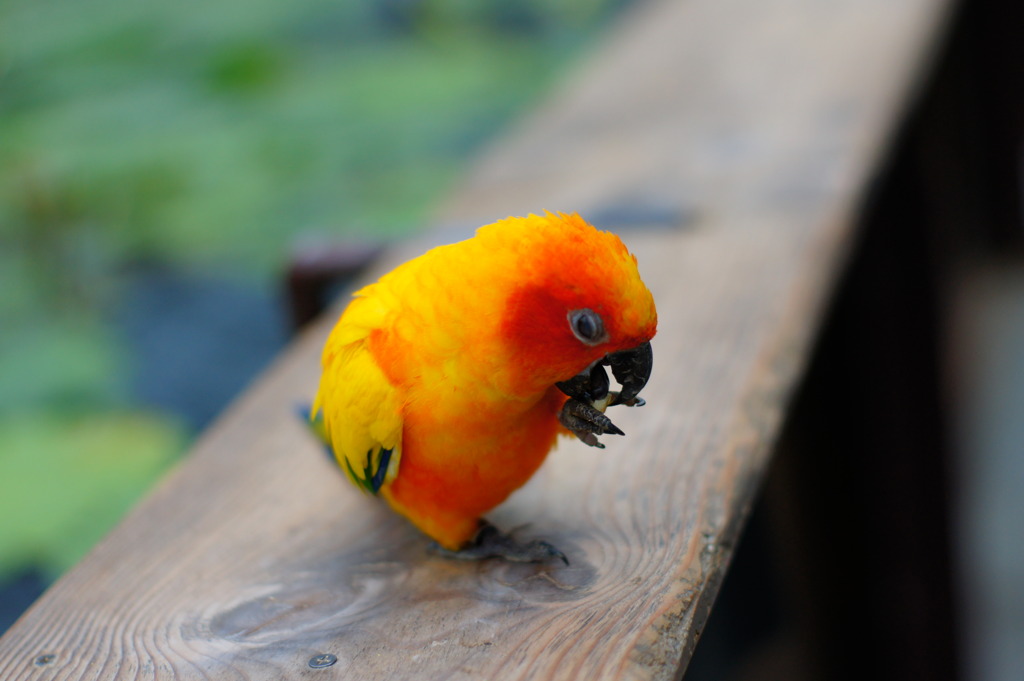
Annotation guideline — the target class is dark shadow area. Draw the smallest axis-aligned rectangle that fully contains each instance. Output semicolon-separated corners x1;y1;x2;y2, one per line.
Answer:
686;0;1023;677
114;264;291;432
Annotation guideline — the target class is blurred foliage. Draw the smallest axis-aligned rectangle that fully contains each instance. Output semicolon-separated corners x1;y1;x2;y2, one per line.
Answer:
0;0;623;581
0;0;617;273
0;412;184;578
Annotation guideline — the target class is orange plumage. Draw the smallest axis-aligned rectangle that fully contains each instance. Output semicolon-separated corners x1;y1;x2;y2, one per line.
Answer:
313;212;657;552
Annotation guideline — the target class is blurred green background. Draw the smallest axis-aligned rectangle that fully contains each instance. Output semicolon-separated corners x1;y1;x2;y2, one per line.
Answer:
0;0;625;627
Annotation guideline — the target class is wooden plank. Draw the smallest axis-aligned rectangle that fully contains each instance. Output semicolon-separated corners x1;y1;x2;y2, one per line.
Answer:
0;0;952;679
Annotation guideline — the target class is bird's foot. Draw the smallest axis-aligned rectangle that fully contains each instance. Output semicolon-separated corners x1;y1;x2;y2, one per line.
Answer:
559;397;624;448
429;522;569;565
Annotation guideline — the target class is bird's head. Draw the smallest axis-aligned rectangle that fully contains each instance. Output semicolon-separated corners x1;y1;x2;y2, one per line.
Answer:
482;213;658;403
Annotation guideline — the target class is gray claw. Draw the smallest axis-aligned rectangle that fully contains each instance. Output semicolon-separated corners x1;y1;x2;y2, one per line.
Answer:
429;522;569;565
559;397;624;447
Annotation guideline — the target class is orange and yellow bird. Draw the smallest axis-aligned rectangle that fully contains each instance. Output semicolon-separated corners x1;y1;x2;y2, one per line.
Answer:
311;212;657;562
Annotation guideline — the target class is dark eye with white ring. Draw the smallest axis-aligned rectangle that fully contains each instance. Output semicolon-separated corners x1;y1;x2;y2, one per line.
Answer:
568;308;607;345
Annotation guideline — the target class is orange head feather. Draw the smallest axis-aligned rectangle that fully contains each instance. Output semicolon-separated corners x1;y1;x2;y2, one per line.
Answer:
480;212;658;395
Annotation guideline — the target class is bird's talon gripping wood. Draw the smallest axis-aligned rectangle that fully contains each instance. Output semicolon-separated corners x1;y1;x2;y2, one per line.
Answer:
428;521;569;565
311;212;656;559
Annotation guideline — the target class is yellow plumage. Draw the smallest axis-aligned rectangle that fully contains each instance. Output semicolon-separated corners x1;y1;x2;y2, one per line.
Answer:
313;212;657;551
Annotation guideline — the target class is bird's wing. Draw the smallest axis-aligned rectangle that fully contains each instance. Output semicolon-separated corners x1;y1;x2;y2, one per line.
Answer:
312;295;403;494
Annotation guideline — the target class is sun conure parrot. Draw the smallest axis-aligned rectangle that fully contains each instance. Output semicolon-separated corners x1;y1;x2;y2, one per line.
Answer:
311;212;656;563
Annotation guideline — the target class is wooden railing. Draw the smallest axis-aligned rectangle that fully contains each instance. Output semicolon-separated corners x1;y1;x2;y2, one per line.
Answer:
0;0;955;678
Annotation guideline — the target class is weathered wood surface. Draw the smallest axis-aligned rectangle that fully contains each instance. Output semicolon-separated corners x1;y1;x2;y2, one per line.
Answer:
0;0;952;679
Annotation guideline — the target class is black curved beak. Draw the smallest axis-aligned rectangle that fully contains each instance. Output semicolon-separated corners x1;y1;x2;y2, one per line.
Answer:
556;341;653;406
607;341;653;403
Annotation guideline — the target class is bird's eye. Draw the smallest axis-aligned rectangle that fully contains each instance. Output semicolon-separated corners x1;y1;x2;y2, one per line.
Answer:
568;308;607;345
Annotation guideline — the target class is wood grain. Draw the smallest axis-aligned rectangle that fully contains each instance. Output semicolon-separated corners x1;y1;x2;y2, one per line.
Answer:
0;0;952;679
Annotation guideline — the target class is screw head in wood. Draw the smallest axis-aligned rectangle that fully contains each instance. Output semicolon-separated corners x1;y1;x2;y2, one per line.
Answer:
308;653;338;669
34;654;56;666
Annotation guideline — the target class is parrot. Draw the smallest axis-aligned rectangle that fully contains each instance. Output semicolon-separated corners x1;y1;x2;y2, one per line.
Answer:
310;212;657;563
